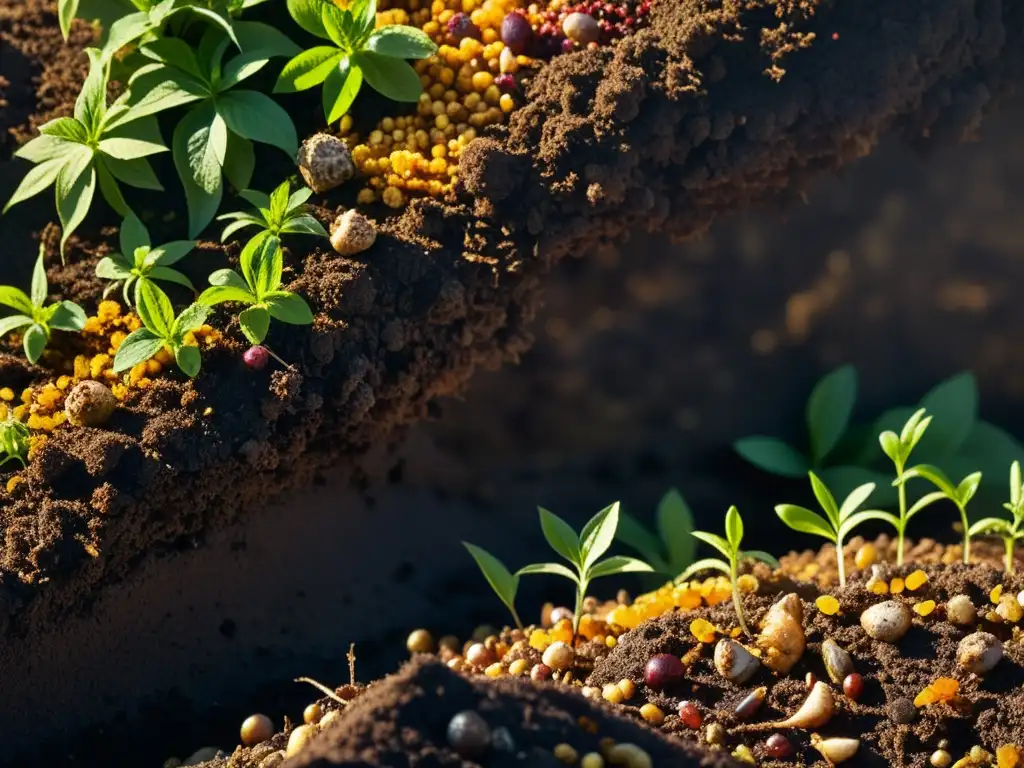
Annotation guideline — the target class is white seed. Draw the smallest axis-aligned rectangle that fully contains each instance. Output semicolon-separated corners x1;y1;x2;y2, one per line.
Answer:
929;749;952;768
714;638;760;684
499;47;517;74
285;725;316;757
562;12;600;44
811;734;860;765
298;133;354;193
758;593;806;674
957;631;1003;674
860;600;912;643
776;682;834;729
542;641;575;672
946;595;977;626
330;209;377;256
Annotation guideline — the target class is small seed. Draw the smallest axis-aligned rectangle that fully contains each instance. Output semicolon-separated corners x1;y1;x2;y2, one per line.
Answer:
843;673;864;701
554;743;579;763
581;753;605;768
643;653;684;690
821;638;855;684
734;687;766;719
447;711;491;758
861;600;912;643
957;631;1003;674
509;659;529;677
677;700;702;729
714;639;761;683
240;714;274;746
617;679;636;699
705;723;727;745
602;683;624;704
550;606;574;625
930;749;952;768
562;12;600;44
64;380;117;427
285;725;316;758
303;703;323;725
997;595;1023;623
765;733;794;758
640;703;665;725
947;595;977;626
531;663;552;681
330;209;377;256
811;735;860;764
466;643;494;667
407;628;434;654
888;697;916;724
855;543;877;569
542;642;575;672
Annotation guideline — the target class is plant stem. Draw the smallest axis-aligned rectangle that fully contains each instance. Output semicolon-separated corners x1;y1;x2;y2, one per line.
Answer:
572;578;588;641
730;557;750;638
896;467;907;567
836;536;846;588
959;505;970;565
1007;537;1015;574
509;605;524;631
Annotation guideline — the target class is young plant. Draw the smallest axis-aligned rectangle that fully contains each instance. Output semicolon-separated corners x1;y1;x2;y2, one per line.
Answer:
675;507;780;637
967;461;1024;573
462;542;522;630
879;408;945;566
775;473;893;587
218;180;329;245
95;214;196;307
616;488;697;580
197;235;313;344
113;282;211;377
517;503;653;633
897;465;982;564
4;49;168;255
0;414;32;470
124;25;300;235
275;0;437;124
0;244;87;363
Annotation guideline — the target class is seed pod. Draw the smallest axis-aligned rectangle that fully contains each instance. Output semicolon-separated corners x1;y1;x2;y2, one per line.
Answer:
739;682;834;732
714;639;760;684
956;631;1003;674
860;601;912;643
821;639;855;684
811;734;860;765
298;133;354;193
758;594;806;674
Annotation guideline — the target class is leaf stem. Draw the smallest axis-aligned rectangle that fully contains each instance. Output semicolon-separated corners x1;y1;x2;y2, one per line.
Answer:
958;505;970;565
836;535;846;588
1007;536;1015;574
896;466;907;567
730;555;750;638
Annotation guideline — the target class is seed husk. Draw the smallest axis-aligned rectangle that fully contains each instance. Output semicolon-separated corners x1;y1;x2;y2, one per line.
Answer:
811;734;860;765
757;593;806;674
736;682;834;732
821;638;855;684
714;638;761;684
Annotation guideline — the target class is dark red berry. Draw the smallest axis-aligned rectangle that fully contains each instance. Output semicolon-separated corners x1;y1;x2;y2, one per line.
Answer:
447;13;481;42
495;73;516;91
561;37;575;53
677;700;702;729
843;672;864;701
501;11;533;54
765;733;794;758
530;663;552;682
243;346;269;370
643;654;684;691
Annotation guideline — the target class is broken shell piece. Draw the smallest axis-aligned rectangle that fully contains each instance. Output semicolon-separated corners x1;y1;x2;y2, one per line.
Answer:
714;638;760;684
298;133;355;194
956;631;1003;675
861;600;912;643
758;593;806;674
330;209;377;256
946;595;977;626
811;734;860;765
821;639;855;684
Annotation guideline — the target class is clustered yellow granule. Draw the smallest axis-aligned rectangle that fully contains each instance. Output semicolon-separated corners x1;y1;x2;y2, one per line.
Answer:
527;615;611;651
342;0;529;206
603;575;759;631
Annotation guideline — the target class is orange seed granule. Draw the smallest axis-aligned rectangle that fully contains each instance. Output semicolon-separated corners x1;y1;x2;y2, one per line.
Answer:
914;677;959;707
992;585;1004;604
854;543;877;569
816;595;841;615
905;570;929;591
913;600;936;617
890;577;905;594
868;579;889;595
690;618;716;643
997;744;1022;768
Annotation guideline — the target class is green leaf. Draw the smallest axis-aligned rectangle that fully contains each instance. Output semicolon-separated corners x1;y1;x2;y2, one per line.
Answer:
900;408;929;446
249;234;283;297
287;0;330;39
96;257;131;281
320;2;349;47
268;180;291;223
515;562;579;583
233;21;302;61
239;189;272;210
657;489;695;570
56;150;97;256
40;117;90;144
879;430;901;464
274;47;344;93
741;550;782;570
838;510;900;540
174;344;202;377
674;557;729;584
806;365;857;464
691;531;732;560
1013;461;1022;508
31;247;48;308
588;556;654;580
0;288;35;316
75;49;109;131
724;505;743;550
906;491;947;521
120;212;150;256
734;436;809;478
15;132;83;163
265;292;313;324
97;136;168;160
198;284;256;306
323;56;362;124
174;106;224;238
775;504;836;541
281;215;329;237
287;187;314;210
59;0;81;40
462;542;518;611
0;316;33;340
101;155;163;191
209;268;252;291
48;301;87;332
819;466;897;507
148;241;196;266
352;50;423;103
216;90;298;157
579;502;619;572
23;324;48;364
901;464;956;497
537;507;581;567
957;472;982;506
808;471;840;529
221;216;264;242
171;303;212;337
365;25;437;59
223;134;255;192
4;159;65;213
968;517;1013;537
838;482;876;521
239;305;271;344
119;65;208;123
140;37;204;80
136;280;174;338
615;514;666;571
147;267;195;293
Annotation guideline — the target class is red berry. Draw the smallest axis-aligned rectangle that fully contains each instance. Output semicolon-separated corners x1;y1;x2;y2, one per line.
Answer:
765;733;793;758
677;700;702;729
447;13;481;42
530;663;552;681
643;654;684;691
243;346;269;370
843;672;864;701
501;12;533;54
495;73;517;91
561;37;576;53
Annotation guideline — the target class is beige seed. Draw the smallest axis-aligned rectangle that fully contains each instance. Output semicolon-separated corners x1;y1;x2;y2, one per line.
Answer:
240;714;274;746
860;601;912;643
64;380;117;427
286;724;316;757
330;209;377;256
946;595;977;626
298;133;354;193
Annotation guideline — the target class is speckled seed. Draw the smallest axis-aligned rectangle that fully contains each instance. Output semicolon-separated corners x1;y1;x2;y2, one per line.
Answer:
930;749;952;768
64;380;118;427
889;697;916;724
447;710;491;758
957;631;1003;674
714;638;761;683
542;641;575;672
330;209;377;256
241;714;274;746
562;12;600;44
997;594;1023;623
821;638;855;684
860;601;912;642
285;725;316;758
946;595;977;626
298;133;354;193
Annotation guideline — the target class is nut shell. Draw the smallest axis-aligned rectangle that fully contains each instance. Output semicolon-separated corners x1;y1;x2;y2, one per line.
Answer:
298;133;354;194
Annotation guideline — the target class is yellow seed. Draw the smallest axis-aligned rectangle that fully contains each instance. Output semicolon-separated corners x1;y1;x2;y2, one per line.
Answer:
605;636;617;649
868;578;889;595
906;570;929;591
509;659;528;676
737;573;759;593
732;744;756;764
554;743;579;763
581;754;605;768
602;683;624;704
997;744;1022;768
913;600;936;617
854;543;877;569
816;595;841;615
639;703;665;725
485;662;503;678
617;679;636;699
992;585;1004;604
890;577;905;594
690;618;716;643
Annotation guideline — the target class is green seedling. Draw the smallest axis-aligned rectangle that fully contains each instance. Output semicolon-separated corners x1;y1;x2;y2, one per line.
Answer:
198;234;313;344
275;0;437;124
462;543;522;630
897;465;982;564
675;506;780;638
96;214;196;307
968;461;1024;573
0;414;32;470
776;472;892;587
124;24;300;235
0;244;87;363
114;282;211;377
517;503;653;633
4;49;168;256
879;408;946;566
218;180;329;245
616;488;696;580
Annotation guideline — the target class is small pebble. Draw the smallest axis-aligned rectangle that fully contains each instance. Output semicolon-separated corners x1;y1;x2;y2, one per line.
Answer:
930;749;952;768
946;595;977;626
407;628;434;654
860;600;912;642
542;641;574;672
298;133;354;193
714;639;760;683
643;653;684;690
285;725;316;758
562;12;600;44
957;631;1003;674
330;209;377;256
240;714;274;746
64;380;117;427
257;752;285;768
765;733;794;758
447;710;491;758
888;697;916;724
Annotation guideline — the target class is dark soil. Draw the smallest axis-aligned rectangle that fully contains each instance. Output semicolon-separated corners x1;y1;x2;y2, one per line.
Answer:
588;562;1024;767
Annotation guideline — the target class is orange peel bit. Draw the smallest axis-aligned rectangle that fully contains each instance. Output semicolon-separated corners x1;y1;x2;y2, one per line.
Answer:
690;618;717;644
997;744;1022;768
914;677;959;707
